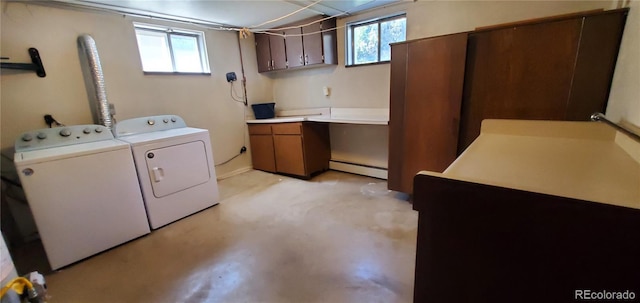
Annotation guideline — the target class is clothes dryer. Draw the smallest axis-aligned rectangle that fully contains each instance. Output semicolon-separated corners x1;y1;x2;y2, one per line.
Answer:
114;115;219;229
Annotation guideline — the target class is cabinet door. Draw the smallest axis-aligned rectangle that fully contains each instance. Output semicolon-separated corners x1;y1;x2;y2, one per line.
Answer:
285;28;304;68
388;33;468;194
458;19;582;152
302;21;323;65
565;10;627;120
249;134;276;172
255;33;272;72
274;135;306;176
269;34;287;70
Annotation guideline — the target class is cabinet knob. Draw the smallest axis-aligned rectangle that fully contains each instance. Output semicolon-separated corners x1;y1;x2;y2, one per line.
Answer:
305;54;309;64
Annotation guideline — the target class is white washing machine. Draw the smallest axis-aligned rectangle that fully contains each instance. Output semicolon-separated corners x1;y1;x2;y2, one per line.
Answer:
13;125;150;270
114;115;219;229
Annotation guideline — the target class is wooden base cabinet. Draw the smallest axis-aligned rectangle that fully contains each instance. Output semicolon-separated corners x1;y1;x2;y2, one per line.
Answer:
248;122;330;178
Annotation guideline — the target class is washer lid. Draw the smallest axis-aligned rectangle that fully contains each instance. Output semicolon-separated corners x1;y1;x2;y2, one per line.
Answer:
14;139;131;165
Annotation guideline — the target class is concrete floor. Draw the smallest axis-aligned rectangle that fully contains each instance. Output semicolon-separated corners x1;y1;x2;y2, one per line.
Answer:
36;170;418;302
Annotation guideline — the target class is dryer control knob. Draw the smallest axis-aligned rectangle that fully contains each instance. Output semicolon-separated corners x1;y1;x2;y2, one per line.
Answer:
37;132;47;140
148;119;155;125
22;134;33;142
83;128;92;134
171;117;177;122
95;127;103;133
59;129;71;137
163;118;169;123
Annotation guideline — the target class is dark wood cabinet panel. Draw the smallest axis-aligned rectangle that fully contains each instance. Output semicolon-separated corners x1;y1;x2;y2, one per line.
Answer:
301;122;331;175
458;19;582;151
458;9;628;153
302;20;323;65
388;33;468;194
269;34;287;70
255;34;272;73
255;17;337;73
320;18;337;65
565;11;628;120
413;173;640;302
284;28;304;68
387;43;408;192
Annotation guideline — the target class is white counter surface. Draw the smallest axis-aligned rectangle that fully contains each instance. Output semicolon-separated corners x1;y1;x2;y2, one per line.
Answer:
246;108;388;125
420;119;640;210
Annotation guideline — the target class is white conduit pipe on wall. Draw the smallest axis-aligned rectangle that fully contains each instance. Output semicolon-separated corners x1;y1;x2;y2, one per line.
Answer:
77;34;113;129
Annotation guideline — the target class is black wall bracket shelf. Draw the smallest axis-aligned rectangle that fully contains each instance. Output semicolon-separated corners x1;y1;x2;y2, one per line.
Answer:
1;48;46;77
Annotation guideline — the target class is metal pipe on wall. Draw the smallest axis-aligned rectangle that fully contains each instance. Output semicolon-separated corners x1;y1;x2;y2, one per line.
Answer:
77;34;113;129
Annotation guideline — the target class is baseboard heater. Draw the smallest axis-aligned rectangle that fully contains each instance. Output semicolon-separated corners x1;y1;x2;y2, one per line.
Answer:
329;160;388;180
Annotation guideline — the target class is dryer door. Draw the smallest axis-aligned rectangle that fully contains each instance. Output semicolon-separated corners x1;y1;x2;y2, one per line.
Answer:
145;141;211;198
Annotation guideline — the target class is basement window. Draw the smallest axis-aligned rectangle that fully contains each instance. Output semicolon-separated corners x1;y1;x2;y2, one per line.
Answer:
346;14;406;67
133;23;211;74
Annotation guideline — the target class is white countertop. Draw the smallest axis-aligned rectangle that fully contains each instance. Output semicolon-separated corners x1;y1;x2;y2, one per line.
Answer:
420;119;640;210
246;107;389;125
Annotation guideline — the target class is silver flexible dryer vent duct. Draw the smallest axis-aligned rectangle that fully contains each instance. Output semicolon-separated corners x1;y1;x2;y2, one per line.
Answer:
78;34;113;129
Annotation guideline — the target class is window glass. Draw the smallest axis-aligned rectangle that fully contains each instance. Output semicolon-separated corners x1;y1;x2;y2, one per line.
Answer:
347;15;406;66
380;18;407;62
170;35;201;72
134;23;210;74
353;23;379;65
135;29;173;72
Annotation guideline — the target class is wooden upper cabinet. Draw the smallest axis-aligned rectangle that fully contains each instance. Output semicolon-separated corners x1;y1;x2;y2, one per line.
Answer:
254;32;286;72
388;33;469;194
255;17;337;73
302;20;323;65
284;27;304;68
269;34;287;70
255;33;272;73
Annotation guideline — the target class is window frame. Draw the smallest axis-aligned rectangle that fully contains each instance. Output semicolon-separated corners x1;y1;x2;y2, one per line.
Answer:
133;22;211;75
346;14;406;67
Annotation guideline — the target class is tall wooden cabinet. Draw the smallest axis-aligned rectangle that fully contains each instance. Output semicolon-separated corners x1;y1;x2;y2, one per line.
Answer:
388;33;469;194
388;8;628;194
255;17;337;73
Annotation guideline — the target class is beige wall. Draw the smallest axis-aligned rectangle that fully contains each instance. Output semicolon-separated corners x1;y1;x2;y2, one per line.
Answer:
269;0;636;169
608;0;640;126
0;2;272;178
1;1;636;176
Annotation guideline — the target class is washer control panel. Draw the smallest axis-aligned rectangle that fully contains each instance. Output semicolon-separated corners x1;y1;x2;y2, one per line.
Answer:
114;115;187;137
15;125;113;152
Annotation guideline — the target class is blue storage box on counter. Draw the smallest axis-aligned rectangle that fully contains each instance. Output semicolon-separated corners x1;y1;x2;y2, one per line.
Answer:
251;102;276;119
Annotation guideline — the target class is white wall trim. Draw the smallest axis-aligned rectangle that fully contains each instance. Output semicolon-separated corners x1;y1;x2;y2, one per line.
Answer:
216;166;252;180
330;160;388;179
